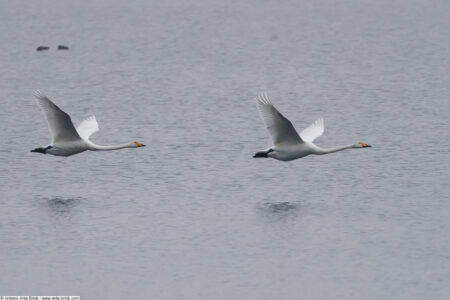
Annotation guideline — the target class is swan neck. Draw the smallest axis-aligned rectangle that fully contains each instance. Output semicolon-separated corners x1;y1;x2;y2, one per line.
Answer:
314;143;355;154
88;142;133;151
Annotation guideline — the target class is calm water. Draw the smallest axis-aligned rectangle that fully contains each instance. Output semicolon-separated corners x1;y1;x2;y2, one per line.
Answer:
1;0;449;299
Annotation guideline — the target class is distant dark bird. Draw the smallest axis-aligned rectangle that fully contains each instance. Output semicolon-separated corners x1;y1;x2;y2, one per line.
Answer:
37;46;49;51
57;45;69;50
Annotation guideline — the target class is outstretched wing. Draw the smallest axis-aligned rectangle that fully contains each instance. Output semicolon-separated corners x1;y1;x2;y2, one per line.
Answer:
300;118;324;143
256;93;303;146
76;115;99;140
34;91;82;143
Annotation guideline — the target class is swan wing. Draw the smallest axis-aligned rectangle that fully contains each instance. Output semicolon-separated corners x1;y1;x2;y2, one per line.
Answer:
76;115;99;140
34;91;82;143
300;118;324;143
256;93;303;145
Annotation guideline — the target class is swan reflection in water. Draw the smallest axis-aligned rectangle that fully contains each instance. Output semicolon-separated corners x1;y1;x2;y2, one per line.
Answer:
261;201;298;213
42;196;83;215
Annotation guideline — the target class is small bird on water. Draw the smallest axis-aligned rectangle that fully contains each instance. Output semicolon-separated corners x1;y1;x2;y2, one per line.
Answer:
36;46;49;51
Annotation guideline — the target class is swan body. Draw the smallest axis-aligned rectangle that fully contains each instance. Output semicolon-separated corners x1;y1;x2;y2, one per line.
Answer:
254;93;371;161
31;91;145;156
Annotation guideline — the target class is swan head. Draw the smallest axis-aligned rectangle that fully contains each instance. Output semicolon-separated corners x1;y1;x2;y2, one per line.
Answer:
355;142;371;148
133;141;146;148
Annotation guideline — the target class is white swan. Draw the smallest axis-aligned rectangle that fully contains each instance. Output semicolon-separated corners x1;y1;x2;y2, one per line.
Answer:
31;91;145;156
254;93;371;161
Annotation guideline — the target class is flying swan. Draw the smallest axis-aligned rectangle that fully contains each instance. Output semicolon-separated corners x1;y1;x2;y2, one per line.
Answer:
31;91;146;156
254;93;371;161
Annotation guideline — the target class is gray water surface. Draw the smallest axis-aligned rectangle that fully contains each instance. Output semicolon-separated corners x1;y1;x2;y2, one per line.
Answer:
1;0;449;299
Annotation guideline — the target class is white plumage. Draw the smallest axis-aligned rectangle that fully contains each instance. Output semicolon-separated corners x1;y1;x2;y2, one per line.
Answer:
76;115;99;140
254;93;371;161
31;91;146;156
300;117;324;143
256;92;303;146
35;91;82;144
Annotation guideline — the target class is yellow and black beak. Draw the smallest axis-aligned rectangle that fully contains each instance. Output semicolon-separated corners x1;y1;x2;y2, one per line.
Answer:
135;142;146;147
359;142;372;148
